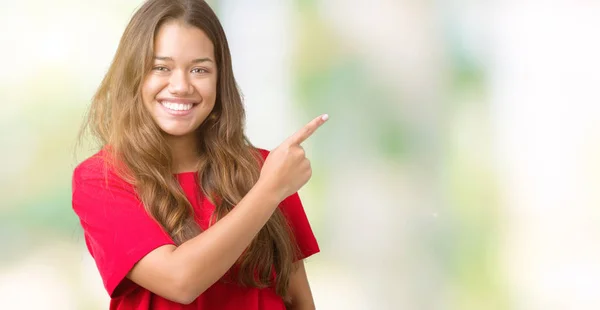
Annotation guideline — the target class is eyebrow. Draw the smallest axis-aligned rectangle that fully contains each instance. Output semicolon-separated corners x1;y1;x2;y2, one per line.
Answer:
154;56;214;63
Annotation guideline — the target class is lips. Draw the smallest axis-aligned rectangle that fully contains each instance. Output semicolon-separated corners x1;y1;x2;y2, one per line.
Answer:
160;101;195;111
156;99;199;116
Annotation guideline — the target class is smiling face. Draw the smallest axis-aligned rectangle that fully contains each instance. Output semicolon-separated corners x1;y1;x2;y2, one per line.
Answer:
141;19;218;138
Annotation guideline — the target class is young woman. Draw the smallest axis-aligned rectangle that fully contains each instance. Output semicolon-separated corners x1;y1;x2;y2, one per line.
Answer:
72;0;327;309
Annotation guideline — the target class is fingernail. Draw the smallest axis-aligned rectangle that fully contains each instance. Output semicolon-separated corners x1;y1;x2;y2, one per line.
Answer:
321;114;329;121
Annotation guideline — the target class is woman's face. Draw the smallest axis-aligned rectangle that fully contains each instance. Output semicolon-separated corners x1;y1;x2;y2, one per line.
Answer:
142;19;217;137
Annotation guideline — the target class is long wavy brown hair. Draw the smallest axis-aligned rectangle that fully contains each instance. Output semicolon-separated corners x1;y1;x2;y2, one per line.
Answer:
81;0;299;298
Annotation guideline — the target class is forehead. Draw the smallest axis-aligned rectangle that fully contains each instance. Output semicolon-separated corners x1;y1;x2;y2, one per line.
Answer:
153;19;215;60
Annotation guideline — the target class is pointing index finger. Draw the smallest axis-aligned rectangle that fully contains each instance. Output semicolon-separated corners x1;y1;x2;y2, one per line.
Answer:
286;114;329;145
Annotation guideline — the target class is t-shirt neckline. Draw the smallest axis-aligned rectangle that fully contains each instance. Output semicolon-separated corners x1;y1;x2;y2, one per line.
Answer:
175;171;198;184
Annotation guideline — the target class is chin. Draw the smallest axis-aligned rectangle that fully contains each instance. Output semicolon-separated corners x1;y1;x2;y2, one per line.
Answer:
158;124;199;137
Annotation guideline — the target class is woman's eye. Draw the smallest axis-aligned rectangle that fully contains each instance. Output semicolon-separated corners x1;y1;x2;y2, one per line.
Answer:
153;66;169;72
192;68;208;74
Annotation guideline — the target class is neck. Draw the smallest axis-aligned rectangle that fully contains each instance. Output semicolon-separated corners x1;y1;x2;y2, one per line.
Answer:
165;133;200;174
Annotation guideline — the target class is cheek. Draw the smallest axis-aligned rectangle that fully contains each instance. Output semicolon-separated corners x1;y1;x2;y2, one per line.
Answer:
142;77;164;104
195;79;218;101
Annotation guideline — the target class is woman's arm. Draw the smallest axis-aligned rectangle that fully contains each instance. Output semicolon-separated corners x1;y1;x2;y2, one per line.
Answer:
127;181;280;304
126;115;328;304
285;261;316;310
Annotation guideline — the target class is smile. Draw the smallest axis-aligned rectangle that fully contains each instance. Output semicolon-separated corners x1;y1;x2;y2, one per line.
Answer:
159;100;197;111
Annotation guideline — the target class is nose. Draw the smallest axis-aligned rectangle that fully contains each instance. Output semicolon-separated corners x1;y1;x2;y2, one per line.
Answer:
168;70;193;95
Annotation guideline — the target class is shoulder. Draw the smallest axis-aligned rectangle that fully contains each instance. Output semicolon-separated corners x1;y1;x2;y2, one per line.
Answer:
254;147;270;160
72;149;140;214
72;148;131;189
73;149;107;180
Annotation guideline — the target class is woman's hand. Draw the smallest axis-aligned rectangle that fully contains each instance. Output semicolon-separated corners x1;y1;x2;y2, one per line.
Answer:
258;114;329;202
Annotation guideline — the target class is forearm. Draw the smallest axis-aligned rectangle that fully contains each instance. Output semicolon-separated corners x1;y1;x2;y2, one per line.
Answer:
171;180;282;300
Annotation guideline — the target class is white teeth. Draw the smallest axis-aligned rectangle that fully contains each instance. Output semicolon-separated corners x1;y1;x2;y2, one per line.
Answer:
160;101;194;111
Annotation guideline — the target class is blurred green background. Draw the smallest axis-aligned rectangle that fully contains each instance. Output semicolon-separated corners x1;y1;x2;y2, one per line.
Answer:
1;1;600;309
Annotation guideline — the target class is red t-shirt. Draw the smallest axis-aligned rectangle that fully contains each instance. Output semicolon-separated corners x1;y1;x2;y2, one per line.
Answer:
72;148;319;310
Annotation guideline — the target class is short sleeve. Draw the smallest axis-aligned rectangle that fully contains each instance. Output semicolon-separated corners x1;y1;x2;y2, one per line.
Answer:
71;155;175;297
279;192;320;260
256;148;320;260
